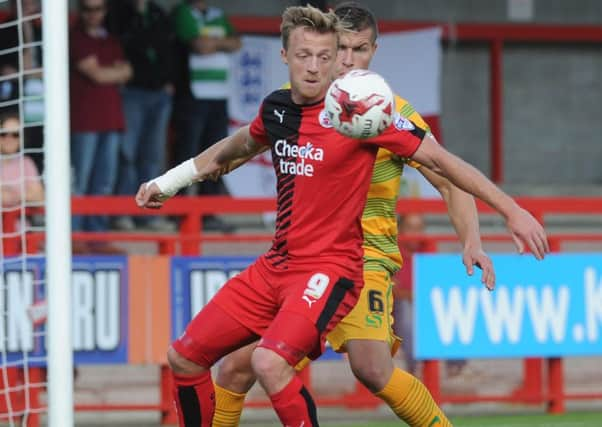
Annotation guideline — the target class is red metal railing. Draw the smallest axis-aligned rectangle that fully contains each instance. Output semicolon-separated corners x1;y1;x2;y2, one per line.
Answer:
3;196;602;424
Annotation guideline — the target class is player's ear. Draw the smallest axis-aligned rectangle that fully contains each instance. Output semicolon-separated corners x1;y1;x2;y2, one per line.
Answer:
280;48;288;65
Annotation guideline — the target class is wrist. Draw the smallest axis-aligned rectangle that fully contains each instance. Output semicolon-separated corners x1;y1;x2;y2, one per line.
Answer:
462;237;482;252
148;158;198;197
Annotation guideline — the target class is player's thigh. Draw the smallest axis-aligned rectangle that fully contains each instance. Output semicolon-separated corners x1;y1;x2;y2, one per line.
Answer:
212;262;280;336
172;300;258;368
259;310;321;366
327;269;397;352
272;265;361;362
173;265;275;367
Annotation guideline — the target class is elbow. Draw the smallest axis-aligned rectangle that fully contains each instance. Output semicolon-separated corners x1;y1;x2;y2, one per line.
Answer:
122;68;133;83
427;158;445;177
438;184;451;203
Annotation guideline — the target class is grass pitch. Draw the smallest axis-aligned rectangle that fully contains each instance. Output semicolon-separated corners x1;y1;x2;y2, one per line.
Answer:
323;410;602;426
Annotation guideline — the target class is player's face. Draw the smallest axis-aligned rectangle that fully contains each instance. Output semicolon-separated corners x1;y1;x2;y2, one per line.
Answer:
0;118;21;155
335;28;377;78
282;27;338;104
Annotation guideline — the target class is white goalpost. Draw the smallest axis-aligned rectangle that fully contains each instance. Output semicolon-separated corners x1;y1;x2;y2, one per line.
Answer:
42;0;74;425
0;0;73;425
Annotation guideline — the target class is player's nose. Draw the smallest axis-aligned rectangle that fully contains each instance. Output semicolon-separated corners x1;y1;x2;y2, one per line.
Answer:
341;49;353;66
307;55;320;72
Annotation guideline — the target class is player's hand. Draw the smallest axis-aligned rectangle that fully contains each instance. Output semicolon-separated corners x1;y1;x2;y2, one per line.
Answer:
506;207;549;260
462;245;495;291
135;182;169;209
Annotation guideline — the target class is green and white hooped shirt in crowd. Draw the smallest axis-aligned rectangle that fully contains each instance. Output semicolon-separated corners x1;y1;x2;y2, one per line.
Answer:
173;3;236;100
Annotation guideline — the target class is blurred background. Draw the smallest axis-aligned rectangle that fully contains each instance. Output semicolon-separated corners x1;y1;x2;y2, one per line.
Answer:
1;0;602;425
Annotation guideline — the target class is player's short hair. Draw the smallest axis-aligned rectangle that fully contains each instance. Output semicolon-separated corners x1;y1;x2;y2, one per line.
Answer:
334;1;379;42
280;5;345;50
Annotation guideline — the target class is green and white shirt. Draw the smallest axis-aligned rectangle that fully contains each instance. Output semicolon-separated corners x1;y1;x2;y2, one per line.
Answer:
173;3;235;100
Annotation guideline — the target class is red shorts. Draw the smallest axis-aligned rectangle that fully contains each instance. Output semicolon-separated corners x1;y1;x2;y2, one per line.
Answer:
172;255;362;367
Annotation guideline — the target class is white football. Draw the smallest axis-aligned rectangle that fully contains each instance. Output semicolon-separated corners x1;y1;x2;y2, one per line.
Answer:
324;69;394;139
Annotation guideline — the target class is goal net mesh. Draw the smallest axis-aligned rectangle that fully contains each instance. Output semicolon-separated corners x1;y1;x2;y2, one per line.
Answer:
1;1;48;424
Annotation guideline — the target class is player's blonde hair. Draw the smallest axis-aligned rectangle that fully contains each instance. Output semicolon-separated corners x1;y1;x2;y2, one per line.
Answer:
280;5;346;50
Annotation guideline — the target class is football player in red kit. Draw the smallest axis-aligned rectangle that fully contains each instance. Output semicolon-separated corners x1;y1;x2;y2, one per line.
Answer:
136;5;548;426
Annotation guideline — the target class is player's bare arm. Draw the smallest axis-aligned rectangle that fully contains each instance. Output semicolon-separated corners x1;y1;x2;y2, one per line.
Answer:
206;127;269;180
419;166;495;290
411;133;549;260
135;126;264;209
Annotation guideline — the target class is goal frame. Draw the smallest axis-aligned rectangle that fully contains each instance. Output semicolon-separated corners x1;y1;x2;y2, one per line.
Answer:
42;0;74;425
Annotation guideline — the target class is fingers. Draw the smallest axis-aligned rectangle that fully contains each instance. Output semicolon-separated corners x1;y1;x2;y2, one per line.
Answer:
135;183;149;207
145;201;164;209
477;255;495;291
465;250;496;291
509;209;550;260
462;254;474;276
525;228;548;260
538;227;550;255
135;182;164;209
511;232;525;255
529;238;544;260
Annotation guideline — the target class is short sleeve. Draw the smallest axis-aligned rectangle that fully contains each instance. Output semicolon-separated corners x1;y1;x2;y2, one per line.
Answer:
366;118;427;158
405;158;422;169
249;103;269;145
23;156;41;182
395;95;431;133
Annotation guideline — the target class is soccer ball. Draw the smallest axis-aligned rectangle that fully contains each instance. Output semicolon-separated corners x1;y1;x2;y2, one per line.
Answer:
324;69;394;139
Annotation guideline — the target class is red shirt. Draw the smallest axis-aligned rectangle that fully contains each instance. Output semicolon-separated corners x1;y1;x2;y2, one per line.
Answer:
69;26;125;132
250;90;425;274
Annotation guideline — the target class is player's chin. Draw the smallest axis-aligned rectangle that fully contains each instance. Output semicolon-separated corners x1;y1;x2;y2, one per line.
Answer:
301;82;324;98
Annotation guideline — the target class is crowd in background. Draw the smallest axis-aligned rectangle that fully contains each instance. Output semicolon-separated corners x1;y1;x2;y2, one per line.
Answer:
0;0;242;245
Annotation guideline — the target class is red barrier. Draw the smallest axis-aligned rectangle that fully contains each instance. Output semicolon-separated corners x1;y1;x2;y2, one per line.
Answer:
3;195;602;423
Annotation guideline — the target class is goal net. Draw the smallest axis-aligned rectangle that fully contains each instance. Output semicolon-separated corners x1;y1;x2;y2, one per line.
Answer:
0;0;72;425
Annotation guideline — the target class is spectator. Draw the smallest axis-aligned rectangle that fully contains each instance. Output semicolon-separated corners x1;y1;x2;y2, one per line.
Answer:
106;0;176;232
0;0;42;73
393;213;468;378
0;111;44;209
1;110;44;255
69;0;131;236
0;63;19;103
171;0;241;232
0;0;45;174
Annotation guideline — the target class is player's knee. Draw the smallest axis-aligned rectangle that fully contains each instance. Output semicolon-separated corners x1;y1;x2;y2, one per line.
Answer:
349;357;392;393
251;347;287;378
167;346;206;376
216;354;257;393
251;347;293;393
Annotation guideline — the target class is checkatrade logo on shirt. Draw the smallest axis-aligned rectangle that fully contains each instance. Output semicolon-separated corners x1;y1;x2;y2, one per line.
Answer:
274;139;324;177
